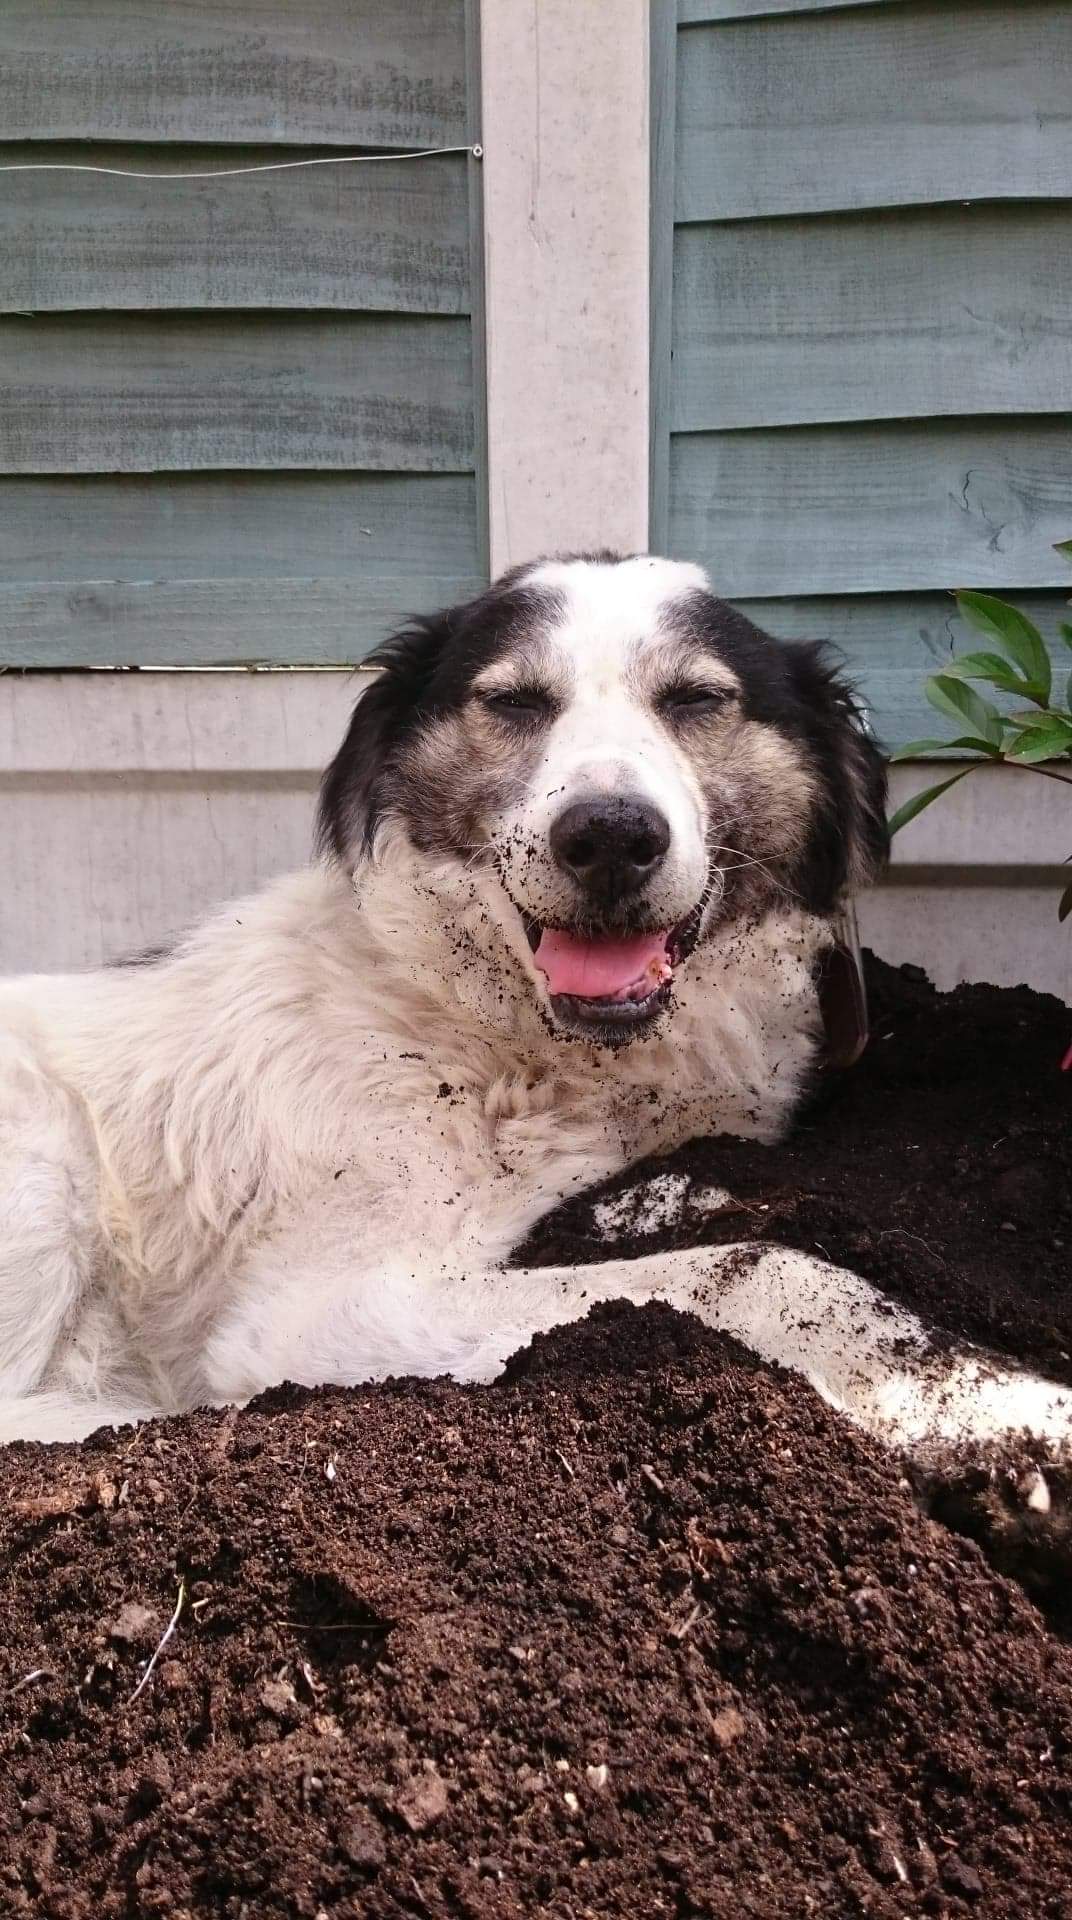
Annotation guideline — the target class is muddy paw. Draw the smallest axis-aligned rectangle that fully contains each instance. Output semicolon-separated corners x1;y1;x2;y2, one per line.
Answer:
911;1443;1072;1627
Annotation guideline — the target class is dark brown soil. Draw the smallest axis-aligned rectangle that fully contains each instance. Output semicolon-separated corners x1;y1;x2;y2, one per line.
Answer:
522;955;1072;1389
2;959;1071;1919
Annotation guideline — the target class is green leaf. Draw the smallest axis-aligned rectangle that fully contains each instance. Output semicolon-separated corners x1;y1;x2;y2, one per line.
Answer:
1061;622;1072;653
955;591;1052;703
1054;537;1072;565
890;736;999;760
944;650;1037;696
1004;725;1072;764
925;674;1005;747
1065;665;1072;713
1059;880;1072;923
887;769;973;836
1006;707;1068;729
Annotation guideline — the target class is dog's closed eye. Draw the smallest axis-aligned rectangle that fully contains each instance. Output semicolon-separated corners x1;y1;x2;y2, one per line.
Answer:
480;687;558;722
659;683;734;719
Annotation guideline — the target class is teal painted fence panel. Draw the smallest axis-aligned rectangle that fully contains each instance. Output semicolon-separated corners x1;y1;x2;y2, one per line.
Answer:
0;576;486;669
0;0;468;147
672;204;1072;431
0;470;482;664
0;473;481;581
681;2;892;18
670;424;1072;598
0;0;484;667
0;313;474;474
1;147;470;315
676;2;1072;221
657;0;1072;750
732;593;1072;752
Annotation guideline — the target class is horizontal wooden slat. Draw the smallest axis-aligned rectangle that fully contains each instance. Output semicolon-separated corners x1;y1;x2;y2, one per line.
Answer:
730;592;1072;749
672;204;1072;430
669;422;1072;597
676;2;1072;220
0;672;361;776
0;468;482;664
0;576;484;667
0;468;484;664
1;147;469;314
681;1;890;17
0;0;466;147
0;471;480;580
0;314;474;473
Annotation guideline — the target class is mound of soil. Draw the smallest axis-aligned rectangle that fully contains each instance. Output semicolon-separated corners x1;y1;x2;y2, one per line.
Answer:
522;955;1072;1388
4;1306;1072;1920
1;958;1070;1919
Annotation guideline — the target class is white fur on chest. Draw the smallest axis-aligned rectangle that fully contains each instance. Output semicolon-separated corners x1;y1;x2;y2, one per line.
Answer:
0;846;825;1424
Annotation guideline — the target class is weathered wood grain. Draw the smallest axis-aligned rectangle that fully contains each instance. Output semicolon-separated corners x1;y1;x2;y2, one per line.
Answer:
0;576;484;667
0;471;480;580
672;204;1072;430
0;470;482;662
1;147;470;314
649;0;679;551
669;422;1072;597
463;0;490;581
0;0;467;147
731;591;1072;749
0;314;474;473
681;1;890;16
676;2;1072;219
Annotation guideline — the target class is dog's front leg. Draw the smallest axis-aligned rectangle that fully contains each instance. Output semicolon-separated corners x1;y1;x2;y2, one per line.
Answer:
502;1243;1072;1454
208;1234;1072;1455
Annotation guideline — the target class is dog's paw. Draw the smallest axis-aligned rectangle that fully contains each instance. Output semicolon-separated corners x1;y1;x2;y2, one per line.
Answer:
911;1444;1072;1626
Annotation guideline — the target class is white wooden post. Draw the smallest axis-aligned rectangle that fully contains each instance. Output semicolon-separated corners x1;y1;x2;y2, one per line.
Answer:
479;0;651;572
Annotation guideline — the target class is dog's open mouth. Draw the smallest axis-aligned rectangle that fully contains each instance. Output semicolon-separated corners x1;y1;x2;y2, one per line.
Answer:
523;905;705;1039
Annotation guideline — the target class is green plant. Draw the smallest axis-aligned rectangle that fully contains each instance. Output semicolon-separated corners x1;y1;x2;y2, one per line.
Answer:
888;588;1072;925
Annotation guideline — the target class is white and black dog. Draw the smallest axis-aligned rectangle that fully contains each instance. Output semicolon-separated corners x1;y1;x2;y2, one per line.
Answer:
0;553;1069;1457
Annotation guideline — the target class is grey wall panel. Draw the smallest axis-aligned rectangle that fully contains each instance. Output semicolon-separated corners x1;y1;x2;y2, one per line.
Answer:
1;147;470;315
0;313;474;473
731;591;1072;747
672;205;1072;430
676;3;1072;219
0;0;467;147
670;423;1072;598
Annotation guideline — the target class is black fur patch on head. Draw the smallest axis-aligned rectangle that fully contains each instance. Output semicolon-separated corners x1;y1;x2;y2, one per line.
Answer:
316;578;565;864
779;640;889;913
678;594;889;914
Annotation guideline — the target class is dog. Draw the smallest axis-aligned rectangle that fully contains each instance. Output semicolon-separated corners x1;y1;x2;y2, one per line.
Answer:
1;552;1069;1463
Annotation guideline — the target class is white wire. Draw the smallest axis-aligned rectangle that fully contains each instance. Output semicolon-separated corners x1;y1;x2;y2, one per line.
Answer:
0;143;482;181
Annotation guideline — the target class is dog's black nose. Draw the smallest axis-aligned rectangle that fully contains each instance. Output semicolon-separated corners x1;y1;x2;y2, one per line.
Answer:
550;797;671;900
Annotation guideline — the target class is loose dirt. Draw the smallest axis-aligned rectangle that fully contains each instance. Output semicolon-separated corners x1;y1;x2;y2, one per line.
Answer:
2;958;1070;1918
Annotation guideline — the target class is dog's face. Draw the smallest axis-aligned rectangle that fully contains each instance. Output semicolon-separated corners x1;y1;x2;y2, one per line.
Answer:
320;554;887;1044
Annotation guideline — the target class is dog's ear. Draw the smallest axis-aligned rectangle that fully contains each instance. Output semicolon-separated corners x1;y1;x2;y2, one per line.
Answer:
317;611;453;864
785;644;889;915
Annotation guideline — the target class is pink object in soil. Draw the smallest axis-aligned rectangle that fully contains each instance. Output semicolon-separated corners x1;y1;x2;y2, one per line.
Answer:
1061;1039;1072;1073
533;927;672;1002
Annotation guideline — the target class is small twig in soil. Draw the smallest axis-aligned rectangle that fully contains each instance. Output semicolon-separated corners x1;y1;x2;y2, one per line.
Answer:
275;1619;395;1633
126;1579;186;1704
8;1668;52;1694
878;1229;948;1270
554;1449;575;1480
668;1603;702;1643
702;1200;766;1221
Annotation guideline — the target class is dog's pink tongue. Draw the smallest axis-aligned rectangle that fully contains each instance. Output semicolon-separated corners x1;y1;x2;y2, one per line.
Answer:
534;927;671;1001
